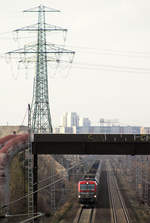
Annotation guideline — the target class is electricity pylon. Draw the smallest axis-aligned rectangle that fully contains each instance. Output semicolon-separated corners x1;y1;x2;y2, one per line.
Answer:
6;4;75;216
7;5;75;133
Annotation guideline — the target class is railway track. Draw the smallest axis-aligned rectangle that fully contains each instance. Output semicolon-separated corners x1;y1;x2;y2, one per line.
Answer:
73;207;95;223
107;161;130;223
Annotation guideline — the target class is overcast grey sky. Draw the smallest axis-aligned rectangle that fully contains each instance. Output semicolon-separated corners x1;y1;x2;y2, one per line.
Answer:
0;0;150;127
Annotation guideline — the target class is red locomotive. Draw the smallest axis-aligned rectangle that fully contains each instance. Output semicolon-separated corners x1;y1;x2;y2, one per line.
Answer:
78;160;101;206
78;178;98;205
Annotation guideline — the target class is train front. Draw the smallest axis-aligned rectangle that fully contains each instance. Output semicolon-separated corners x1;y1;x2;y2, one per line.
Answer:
78;179;97;205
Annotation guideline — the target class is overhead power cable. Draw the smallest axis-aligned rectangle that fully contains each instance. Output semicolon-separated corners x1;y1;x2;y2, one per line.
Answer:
0;161;83;209
73;62;150;71
1;52;149;74
0;31;12;36
60;61;150;74
71;66;150;74
0;30;150;58
60;44;150;58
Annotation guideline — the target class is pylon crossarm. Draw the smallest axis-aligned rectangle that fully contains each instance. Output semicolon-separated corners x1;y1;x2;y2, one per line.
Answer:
6;46;75;55
13;24;38;32
46;44;75;54
14;56;72;64
23;5;60;13
6;44;37;55
14;23;67;32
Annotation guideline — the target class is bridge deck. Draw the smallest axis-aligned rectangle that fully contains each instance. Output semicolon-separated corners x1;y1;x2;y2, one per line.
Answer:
32;134;150;155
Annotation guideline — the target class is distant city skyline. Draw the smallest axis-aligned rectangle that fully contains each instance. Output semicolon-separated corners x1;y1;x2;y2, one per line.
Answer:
54;111;143;134
0;111;148;128
56;111;142;128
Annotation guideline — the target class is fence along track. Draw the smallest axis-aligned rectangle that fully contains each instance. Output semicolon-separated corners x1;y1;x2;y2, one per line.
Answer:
107;161;130;223
73;207;94;223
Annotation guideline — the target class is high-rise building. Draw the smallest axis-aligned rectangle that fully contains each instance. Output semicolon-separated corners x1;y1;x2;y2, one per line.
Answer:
79;117;91;127
140;127;150;134
60;112;79;127
60;112;80;128
67;112;79;127
60;112;68;128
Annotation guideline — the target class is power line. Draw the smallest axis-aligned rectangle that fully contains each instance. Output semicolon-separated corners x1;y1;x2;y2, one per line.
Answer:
60;44;150;57
0;161;83;209
71;66;150;74
1;52;150;74
0;31;12;36
73;61;150;71
1;30;150;58
65;61;150;74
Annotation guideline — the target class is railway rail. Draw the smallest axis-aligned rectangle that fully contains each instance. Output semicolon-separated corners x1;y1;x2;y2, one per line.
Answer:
107;161;130;223
73;207;95;223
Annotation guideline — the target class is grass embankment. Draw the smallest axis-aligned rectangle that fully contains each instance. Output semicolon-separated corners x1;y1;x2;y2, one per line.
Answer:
44;182;80;223
117;172;150;223
9;153;80;222
9;152;27;214
43;197;79;223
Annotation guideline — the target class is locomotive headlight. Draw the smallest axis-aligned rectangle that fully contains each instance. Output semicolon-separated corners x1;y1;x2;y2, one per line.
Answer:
94;195;96;198
78;195;80;198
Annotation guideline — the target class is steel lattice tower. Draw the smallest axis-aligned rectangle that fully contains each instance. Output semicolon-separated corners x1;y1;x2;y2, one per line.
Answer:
6;4;75;216
7;5;75;133
31;5;52;133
